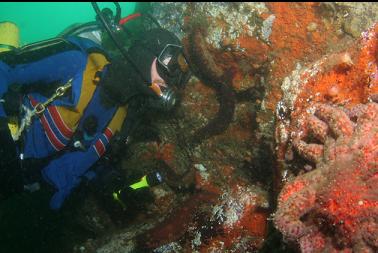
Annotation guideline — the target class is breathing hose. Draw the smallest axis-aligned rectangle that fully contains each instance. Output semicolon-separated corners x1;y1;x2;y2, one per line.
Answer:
91;2;149;85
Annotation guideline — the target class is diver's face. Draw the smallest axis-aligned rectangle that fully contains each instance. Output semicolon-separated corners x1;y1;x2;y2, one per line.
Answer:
147;57;180;111
150;57;167;97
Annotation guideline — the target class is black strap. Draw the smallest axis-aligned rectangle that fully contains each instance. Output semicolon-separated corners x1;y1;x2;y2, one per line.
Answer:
117;96;147;142
0;38;81;66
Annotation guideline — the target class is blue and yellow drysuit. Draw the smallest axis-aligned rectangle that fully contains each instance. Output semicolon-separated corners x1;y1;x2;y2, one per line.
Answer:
0;36;128;209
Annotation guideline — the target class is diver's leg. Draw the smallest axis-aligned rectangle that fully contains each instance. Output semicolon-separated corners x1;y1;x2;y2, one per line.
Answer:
0;117;23;200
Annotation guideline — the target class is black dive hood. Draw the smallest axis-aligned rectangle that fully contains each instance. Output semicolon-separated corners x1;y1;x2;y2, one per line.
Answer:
91;2;189;112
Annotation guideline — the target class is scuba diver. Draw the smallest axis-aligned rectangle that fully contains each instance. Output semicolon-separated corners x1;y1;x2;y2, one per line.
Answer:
0;3;192;210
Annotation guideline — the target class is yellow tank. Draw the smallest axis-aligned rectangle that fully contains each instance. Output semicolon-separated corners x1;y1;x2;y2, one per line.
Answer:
0;21;20;52
0;22;20;137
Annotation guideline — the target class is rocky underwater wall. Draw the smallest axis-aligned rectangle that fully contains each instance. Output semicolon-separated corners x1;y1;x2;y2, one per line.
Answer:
73;3;378;253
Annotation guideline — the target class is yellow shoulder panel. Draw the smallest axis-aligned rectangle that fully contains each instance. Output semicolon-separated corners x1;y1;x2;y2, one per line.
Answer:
56;52;109;131
107;105;128;134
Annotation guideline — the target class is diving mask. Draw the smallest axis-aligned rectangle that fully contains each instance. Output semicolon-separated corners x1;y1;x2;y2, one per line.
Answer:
157;44;191;88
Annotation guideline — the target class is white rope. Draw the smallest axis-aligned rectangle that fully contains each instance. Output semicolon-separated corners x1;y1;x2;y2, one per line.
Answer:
12;105;35;141
11;78;73;141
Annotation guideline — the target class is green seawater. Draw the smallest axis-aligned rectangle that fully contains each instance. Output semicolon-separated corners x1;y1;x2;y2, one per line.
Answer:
0;2;136;45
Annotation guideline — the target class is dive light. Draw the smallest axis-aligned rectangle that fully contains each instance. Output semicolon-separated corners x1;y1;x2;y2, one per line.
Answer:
112;170;164;209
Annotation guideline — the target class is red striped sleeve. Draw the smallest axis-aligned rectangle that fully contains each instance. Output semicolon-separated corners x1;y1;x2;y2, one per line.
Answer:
94;139;106;157
103;127;113;143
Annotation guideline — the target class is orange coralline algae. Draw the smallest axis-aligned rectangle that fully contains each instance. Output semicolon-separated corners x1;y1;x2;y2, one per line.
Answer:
268;3;329;61
138;174;269;252
276;23;378;162
140;191;219;248
274;102;378;252
291;23;378;119
155;143;176;167
194;182;269;252
265;2;339;111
